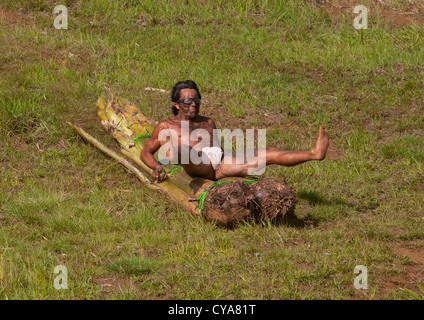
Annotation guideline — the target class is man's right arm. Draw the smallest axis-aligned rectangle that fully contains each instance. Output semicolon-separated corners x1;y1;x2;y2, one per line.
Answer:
140;122;168;181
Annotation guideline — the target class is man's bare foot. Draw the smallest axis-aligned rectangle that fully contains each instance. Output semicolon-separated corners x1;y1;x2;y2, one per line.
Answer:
311;125;329;160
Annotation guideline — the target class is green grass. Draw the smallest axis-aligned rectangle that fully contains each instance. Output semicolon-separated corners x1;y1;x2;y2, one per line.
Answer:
1;0;424;299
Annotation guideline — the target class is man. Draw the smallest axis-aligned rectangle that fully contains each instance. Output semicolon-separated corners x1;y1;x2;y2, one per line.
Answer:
140;80;329;181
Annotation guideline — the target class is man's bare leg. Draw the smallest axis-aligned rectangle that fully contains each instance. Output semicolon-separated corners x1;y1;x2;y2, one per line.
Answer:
215;126;329;179
266;125;329;166
181;162;216;180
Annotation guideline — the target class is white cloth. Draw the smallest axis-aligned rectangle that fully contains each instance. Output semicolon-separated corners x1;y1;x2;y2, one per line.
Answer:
201;147;223;170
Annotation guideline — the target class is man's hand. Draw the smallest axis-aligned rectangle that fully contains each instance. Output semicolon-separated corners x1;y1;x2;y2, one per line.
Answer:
152;165;167;182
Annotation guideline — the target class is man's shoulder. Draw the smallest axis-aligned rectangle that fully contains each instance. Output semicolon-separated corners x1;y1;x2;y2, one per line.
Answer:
151;118;171;134
198;115;215;123
156;117;177;126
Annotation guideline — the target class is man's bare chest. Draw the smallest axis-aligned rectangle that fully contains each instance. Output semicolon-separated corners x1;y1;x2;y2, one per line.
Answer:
160;121;215;147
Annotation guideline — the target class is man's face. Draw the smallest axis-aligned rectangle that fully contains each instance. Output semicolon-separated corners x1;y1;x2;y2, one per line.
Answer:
175;88;200;119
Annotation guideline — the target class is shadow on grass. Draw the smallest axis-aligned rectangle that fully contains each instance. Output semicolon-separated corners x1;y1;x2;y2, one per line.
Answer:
297;189;356;208
268;211;319;229
283;189;361;228
211;189;361;230
297;189;379;213
222;212;317;230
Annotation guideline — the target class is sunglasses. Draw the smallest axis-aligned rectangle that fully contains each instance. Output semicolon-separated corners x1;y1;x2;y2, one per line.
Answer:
177;98;201;106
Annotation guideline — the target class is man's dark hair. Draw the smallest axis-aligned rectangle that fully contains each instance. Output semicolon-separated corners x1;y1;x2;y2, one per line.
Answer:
171;80;201;115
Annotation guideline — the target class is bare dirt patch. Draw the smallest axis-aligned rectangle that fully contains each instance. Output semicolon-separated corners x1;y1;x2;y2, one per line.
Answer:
0;7;32;26
384;244;424;296
93;275;174;299
319;0;424;27
94;276;132;292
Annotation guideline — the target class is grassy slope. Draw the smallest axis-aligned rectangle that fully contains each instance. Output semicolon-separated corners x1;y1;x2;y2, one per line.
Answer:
0;0;423;299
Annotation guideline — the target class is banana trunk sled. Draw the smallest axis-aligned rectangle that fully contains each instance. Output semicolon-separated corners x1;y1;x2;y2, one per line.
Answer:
68;89;297;227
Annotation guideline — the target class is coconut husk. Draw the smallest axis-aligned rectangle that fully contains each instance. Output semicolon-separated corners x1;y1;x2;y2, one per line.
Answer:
201;178;297;227
202;182;258;227
249;177;297;221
